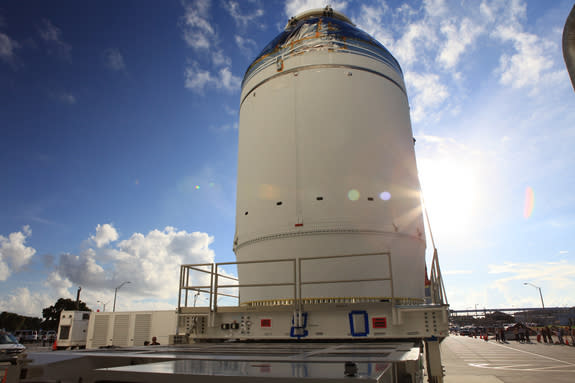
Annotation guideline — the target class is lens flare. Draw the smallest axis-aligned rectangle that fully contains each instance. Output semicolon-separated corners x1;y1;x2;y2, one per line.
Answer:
523;186;534;218
348;189;360;201
380;191;391;201
195;185;201;190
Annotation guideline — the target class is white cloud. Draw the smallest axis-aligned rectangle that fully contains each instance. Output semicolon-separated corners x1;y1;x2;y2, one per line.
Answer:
423;0;448;18
91;223;119;248
437;18;483;70
487;260;575;307
54;91;77;105
0;226;36;281
405;71;448;122
38;19;72;60
180;1;238;92
45;271;74;298
0;32;18;63
234;35;258;57
103;48;126;71
54;226;216;303
210;122;238;132
181;0;216;50
224;0;264;28
494;26;554;89
0;288;53;317
184;62;241;92
285;0;348;17
395;22;437;67
211;49;231;67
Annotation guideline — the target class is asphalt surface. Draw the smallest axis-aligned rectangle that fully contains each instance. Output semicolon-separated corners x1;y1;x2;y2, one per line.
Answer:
442;334;575;383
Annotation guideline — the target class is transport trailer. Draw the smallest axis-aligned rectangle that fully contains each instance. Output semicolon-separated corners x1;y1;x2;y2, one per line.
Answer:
22;341;424;383
16;251;448;383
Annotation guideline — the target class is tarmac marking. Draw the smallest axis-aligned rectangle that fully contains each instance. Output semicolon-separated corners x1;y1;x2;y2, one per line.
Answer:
468;363;575;372
489;342;575;367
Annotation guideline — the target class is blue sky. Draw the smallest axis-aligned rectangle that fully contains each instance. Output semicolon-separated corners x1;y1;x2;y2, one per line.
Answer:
1;0;574;316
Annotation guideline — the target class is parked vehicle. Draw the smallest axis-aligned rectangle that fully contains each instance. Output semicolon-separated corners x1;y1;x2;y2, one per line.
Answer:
0;331;26;364
13;329;38;343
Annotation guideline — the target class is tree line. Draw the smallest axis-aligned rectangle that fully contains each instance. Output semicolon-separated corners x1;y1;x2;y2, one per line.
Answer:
1;298;90;332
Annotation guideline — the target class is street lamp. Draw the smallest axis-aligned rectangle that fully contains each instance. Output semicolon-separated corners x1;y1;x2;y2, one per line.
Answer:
113;281;131;312
523;282;545;309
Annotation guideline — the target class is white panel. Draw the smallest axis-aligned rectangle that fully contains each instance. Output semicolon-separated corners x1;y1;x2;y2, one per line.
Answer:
134;314;152;347
112;314;130;347
91;315;109;348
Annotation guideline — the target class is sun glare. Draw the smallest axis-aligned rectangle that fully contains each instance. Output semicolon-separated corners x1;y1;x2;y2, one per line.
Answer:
418;159;478;237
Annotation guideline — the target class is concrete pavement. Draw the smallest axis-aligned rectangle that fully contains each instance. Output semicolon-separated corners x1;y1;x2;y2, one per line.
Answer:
441;334;575;383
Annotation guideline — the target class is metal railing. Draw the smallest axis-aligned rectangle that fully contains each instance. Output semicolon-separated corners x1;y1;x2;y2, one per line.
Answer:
429;248;448;305
178;252;395;327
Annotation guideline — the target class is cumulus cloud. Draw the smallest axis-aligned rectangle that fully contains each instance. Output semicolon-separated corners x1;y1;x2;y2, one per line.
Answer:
38;19;72;60
54;226;216;302
103;48;126;71
224;0;264;28
0;288;53;317
91;223;119;248
184;62;240;92
0;226;36;281
0;32;18;64
285;0;348;17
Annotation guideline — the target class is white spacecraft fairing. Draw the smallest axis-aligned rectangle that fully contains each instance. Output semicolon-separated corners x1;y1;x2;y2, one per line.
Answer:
234;8;426;305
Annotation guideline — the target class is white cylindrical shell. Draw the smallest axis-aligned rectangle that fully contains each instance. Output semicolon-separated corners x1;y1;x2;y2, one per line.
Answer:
235;11;426;305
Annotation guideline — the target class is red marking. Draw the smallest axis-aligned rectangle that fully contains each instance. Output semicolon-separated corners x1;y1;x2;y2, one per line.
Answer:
294;223;303;227
372;317;387;328
261;319;272;327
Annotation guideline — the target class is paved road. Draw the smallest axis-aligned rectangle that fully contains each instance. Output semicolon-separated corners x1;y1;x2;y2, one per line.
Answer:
442;335;575;383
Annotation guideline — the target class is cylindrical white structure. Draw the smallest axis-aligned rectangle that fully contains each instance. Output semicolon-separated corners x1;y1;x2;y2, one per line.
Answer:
234;9;426;305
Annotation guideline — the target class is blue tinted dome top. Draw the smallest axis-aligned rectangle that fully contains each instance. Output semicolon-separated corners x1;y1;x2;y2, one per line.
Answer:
242;8;403;87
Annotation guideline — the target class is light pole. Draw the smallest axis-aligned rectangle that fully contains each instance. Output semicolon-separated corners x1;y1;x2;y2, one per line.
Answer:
113;281;131;312
97;300;110;312
523;282;545;309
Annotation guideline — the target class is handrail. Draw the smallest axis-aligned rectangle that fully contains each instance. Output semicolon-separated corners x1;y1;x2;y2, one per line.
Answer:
429;248;448;305
178;252;396;328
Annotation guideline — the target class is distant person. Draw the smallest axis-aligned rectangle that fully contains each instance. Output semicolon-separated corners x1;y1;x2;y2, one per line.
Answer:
571;328;575;346
536;328;542;343
495;329;500;343
514;327;519;343
557;327;564;345
151;336;160;345
144;341;150;346
519;327;525;343
542;328;547;343
501;328;506;343
546;327;554;344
